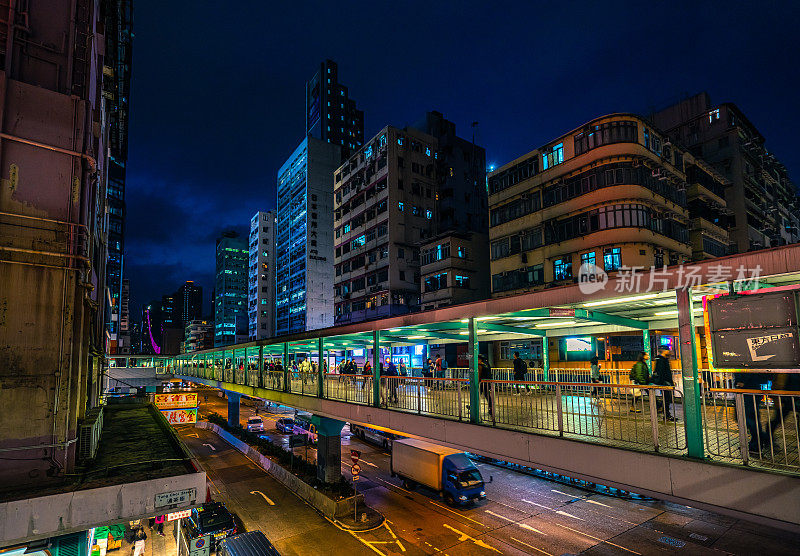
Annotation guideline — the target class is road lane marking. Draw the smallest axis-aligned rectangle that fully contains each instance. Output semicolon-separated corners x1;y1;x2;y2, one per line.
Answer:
519;524;547;535
249;490;275;505
552;523;641;555
510;537;554;556
442;524;501;554
374;477;414;495
362;460;379;468
203;443;216;451
550;489;574;497
485;510;514;522
429;501;487;527
555;510;584;521
586;499;611;508
187;432;199;438
521;499;551;510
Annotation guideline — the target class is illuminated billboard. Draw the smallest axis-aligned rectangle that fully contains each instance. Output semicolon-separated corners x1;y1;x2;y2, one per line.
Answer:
161;408;197;425
565;337;592;352
155;392;198;409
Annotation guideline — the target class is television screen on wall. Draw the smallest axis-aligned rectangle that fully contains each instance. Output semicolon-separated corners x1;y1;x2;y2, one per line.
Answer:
565;337;592;352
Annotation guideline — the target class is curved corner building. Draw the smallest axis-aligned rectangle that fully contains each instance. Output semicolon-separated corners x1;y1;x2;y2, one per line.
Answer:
489;114;731;296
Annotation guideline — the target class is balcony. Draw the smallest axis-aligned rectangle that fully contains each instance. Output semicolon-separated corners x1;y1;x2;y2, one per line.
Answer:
0;399;206;547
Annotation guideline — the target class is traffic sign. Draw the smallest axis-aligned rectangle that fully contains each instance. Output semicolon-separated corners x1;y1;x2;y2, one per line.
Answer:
350;449;361;464
351;463;362;475
352;475;360;482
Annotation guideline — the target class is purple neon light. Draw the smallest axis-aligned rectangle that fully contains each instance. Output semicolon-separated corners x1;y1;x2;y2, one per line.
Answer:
146;309;161;355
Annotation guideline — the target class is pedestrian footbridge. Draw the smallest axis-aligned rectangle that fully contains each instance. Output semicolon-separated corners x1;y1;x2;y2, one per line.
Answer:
134;246;800;531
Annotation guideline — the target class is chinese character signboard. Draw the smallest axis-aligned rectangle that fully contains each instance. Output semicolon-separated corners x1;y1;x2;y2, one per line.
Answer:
155;487;197;509
161;408;198;425
708;290;800;368
155;393;198;409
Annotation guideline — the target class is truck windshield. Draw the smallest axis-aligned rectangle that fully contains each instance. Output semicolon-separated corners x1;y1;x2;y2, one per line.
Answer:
458;469;483;488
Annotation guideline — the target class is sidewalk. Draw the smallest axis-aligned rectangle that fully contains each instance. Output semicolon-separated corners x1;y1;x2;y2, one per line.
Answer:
118;522;178;556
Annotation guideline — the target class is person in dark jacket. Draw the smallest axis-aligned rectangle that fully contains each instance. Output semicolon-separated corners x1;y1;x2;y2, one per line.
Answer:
628;352;649;413
479;354;495;422
513;352;528;394
652;348;676;420
735;371;770;453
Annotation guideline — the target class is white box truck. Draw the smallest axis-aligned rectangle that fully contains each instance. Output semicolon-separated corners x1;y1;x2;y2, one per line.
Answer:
391;438;486;506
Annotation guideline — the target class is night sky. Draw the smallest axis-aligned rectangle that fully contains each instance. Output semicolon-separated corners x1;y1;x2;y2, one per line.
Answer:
125;1;800;317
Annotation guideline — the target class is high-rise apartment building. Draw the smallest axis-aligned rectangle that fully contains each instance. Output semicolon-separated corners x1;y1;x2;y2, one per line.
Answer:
215;231;249;346
274;60;364;336
176;280;203;330
103;0;133;355
333;114;488;324
118;278;131;354
249;211;277;339
306;59;364;158
652;92;799;253
276;138;341;335
183;319;214;353
488;114;730;296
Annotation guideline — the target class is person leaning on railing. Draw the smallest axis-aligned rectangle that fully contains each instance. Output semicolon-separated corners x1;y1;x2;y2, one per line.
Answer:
628;352;650;413
651;348;677;421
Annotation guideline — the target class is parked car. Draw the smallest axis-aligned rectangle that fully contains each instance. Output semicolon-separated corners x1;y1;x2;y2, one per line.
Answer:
246;416;264;432
218;531;280;556
185;502;238;550
275;418;294;433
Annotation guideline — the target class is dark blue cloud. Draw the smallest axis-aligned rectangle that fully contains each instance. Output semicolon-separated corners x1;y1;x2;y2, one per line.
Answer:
125;0;800;315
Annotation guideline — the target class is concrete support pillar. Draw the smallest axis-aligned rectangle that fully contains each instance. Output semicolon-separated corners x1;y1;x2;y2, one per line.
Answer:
372;330;381;407
283;343;289;392
677;287;704;458
312;416;345;484
227;391;241;428
258;346;264;387
317;337;324;398
542;335;550;381
468;317;480;424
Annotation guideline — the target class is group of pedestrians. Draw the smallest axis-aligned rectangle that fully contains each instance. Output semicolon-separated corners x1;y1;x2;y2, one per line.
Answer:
627;348;677;420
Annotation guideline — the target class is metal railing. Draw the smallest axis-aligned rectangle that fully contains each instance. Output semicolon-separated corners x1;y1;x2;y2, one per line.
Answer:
478;380;684;453
702;387;799;470
379;376;468;421
176;363;799;472
324;374;372;405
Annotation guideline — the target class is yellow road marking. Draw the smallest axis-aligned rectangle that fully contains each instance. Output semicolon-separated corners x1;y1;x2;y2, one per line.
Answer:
442;524;501;554
519;523;547;535
430;501;487;527
485;510;514;522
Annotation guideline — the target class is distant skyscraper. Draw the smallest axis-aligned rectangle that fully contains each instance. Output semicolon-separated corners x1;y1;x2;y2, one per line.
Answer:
306;59;364;159
104;0;133;355
176;280;203;330
215;231;249;346
118;279;131;354
276;137;341;335
249;211;277;340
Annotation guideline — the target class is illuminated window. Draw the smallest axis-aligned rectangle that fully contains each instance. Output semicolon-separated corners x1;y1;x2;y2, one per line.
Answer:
580;251;596;267
365;145;373;159
708;109;720;123
398;201;404;211
553;257;572;280
454;275;470;288
397;136;404;146
425;209;433;219
542;143;564;170
426;147;431;157
352;235;366;249
603;247;622;271
343;223;351;233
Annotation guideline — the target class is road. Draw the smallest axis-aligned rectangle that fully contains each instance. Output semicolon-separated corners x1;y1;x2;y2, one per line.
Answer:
178;388;800;555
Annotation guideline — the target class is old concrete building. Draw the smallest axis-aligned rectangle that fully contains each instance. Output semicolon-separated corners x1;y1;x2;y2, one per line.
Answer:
334;113;488;323
489;114;730;296
652;92;799;253
0;0;113;485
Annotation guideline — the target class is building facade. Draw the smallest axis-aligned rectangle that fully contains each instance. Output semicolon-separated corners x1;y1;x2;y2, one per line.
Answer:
183;319;214;353
118;278;131;354
488;114;730;297
176;280;203;330
103;0;133;355
0;0;115;489
248;210;276;339
306;59;364;158
333;114;489;323
214;231;249;346
276;137;341;335
652;92;799;253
